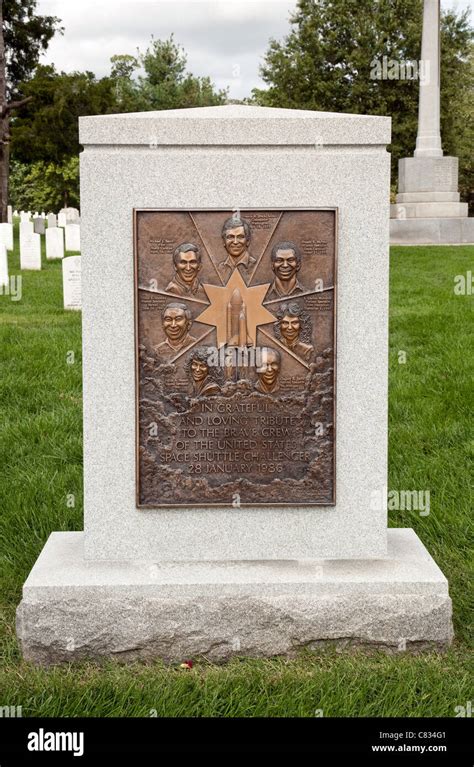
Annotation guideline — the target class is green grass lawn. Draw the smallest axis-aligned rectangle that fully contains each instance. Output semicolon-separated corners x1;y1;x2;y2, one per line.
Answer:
0;224;472;717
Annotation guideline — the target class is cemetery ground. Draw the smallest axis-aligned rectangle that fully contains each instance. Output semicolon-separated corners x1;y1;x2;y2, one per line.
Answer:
0;222;472;717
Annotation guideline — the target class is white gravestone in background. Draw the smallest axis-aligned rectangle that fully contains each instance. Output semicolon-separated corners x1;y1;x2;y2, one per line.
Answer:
7;205;12;224
0;222;13;251
65;207;80;223
19;221;34;250
33;217;45;235
57;210;67;228
47;213;57;228
20;212;30;223
0;243;8;287
46;227;64;260
62;256;81;310
65;223;80;252
20;233;41;270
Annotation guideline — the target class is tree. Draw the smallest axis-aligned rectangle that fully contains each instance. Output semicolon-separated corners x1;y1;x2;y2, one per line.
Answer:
10;65;118;212
110;54;144;112
439;18;473;208
11;65;119;163
12;37;229;160
253;0;473;195
10;36;227;213
9;156;79;211
0;0;61;220
137;36;227;110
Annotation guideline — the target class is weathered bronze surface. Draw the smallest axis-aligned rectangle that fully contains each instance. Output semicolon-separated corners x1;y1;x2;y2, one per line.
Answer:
135;209;336;507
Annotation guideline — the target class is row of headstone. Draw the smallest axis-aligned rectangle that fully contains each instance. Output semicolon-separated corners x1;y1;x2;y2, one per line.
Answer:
0;221;76;258
0;209;82;310
19;223;81;267
14;207;80;228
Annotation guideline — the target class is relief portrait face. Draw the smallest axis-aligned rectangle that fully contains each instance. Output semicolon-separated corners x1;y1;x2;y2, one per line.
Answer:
162;307;191;343
223;225;248;258
176;250;201;284
191;358;209;382
257;348;280;388
280;314;301;343
272;248;300;282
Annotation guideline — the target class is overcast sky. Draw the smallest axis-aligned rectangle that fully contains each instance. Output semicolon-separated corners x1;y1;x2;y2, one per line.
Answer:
36;0;473;100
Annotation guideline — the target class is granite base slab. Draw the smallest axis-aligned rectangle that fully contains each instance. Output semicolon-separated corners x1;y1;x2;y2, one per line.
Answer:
16;529;453;665
390;217;474;245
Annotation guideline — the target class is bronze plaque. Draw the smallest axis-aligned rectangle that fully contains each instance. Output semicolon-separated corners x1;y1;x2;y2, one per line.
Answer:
134;209;336;507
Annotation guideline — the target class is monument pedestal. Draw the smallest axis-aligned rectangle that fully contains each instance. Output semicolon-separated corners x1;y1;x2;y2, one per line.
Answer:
390;2;473;244
390;156;474;244
17;529;452;664
16;105;453;663
390;216;474;245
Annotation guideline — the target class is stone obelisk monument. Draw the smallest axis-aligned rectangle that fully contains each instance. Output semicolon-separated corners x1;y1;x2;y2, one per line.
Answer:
390;0;473;244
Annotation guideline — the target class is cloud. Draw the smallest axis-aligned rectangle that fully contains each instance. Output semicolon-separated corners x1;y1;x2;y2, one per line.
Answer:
36;0;296;99
35;0;471;100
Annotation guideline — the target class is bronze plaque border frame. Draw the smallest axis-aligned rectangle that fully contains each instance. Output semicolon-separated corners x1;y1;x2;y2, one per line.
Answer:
133;207;338;509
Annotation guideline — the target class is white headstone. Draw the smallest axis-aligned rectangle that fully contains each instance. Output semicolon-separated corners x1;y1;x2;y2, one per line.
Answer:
65;207;80;223
0;243;8;287
46;227;65;260
47;213;57;228
20;211;31;223
7;205;13;224
19;221;34;249
57;210;67;228
41;211;46;218
20;233;41;270
13;209;18;217
0;222;13;251
65;223;81;252
62;255;81;310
